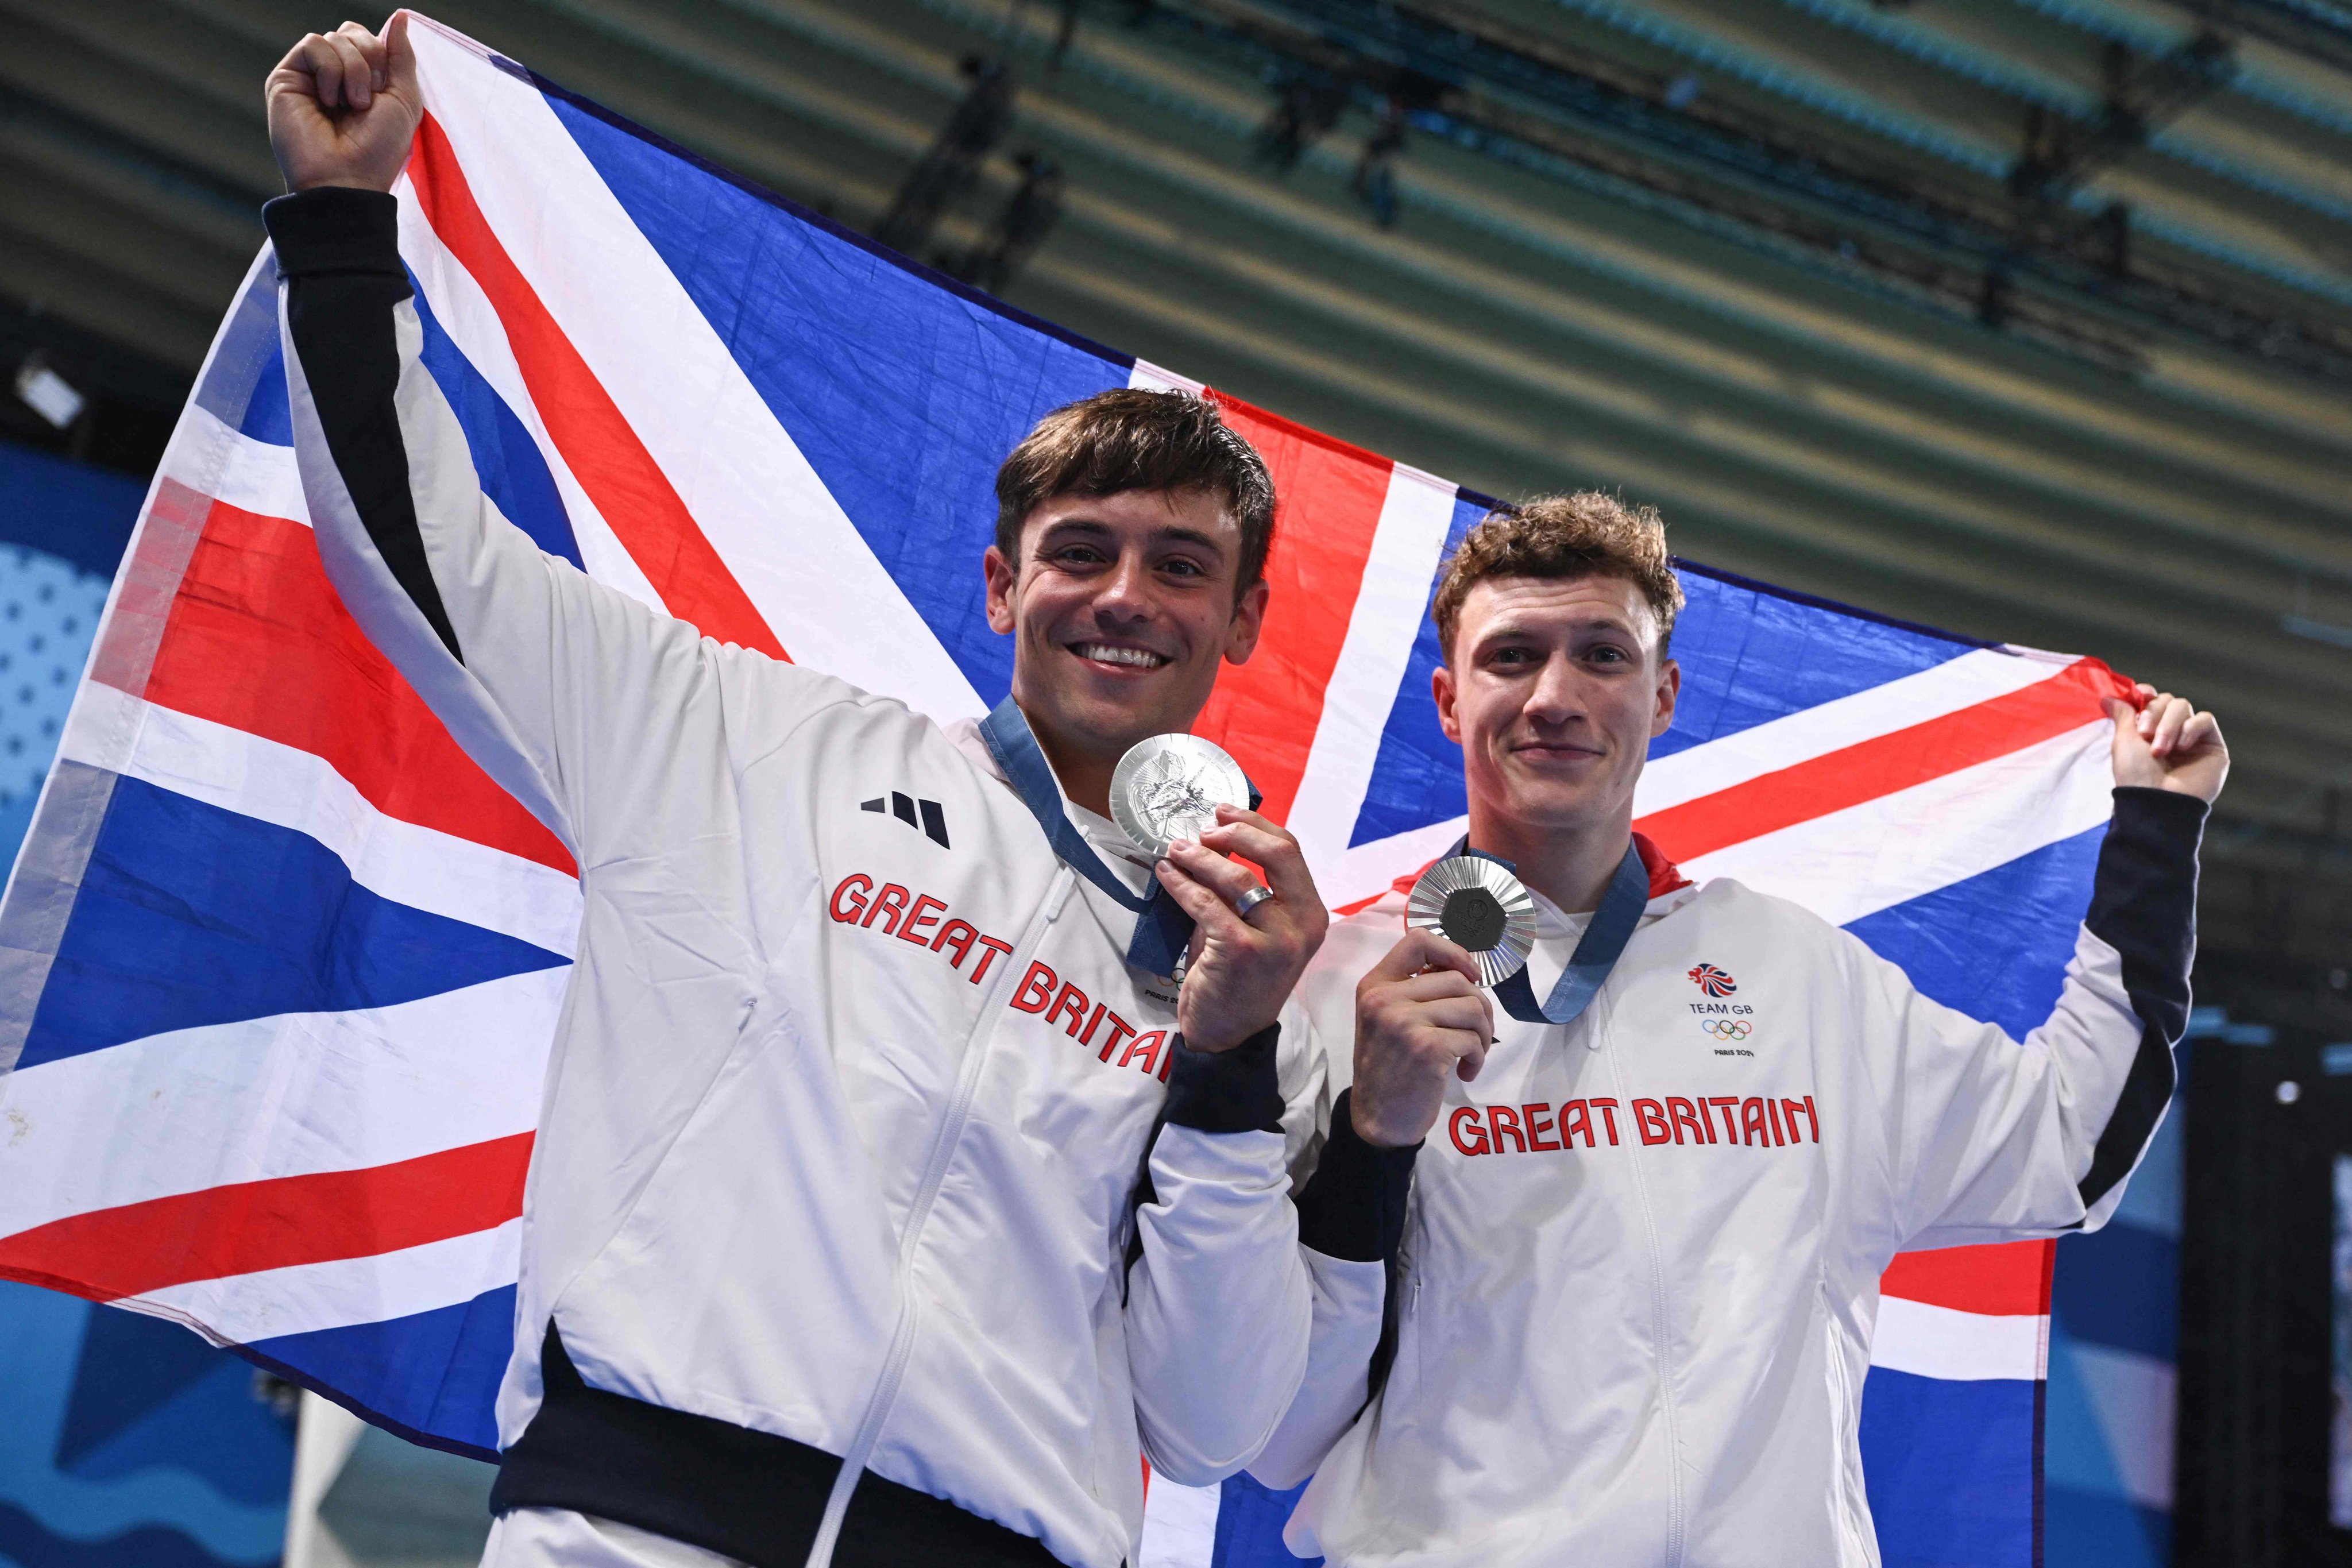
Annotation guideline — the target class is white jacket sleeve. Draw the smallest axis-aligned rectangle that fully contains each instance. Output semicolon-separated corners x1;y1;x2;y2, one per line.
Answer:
1866;787;2207;1252
1246;984;1415;1491
265;187;840;868
1123;1025;1316;1485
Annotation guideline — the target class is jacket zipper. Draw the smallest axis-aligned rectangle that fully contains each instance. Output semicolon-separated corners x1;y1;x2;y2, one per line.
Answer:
802;868;1077;1568
1604;1001;1687;1568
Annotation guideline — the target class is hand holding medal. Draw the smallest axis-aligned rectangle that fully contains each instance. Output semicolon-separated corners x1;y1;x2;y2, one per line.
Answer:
1347;918;1498;1149
1113;735;1328;1053
1351;842;1650;1146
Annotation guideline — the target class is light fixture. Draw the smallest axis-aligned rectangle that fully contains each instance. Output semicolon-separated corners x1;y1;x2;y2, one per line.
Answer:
13;354;84;430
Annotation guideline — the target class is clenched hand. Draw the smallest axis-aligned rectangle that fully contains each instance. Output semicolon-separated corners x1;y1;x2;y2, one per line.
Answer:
267;14;422;195
1348;928;1495;1149
2105;685;2226;804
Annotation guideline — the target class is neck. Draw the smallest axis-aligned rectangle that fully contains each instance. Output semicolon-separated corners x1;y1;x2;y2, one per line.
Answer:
1021;701;1120;818
1467;797;1633;914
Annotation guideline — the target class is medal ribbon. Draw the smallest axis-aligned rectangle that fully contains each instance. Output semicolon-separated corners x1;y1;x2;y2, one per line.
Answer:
1449;836;1651;1026
978;696;1204;976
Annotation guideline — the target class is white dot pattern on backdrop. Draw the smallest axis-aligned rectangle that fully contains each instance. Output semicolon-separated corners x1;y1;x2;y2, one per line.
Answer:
0;547;109;806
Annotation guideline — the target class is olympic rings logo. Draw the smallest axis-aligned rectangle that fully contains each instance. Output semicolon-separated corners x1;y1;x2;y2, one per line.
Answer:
1702;1019;1753;1041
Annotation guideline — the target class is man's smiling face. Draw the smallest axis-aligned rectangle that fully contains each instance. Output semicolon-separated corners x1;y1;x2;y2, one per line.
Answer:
984;486;1268;784
1435;573;1679;836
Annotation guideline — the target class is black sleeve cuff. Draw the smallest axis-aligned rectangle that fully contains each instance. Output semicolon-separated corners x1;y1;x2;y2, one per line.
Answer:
1161;1024;1284;1134
2103;784;2210;849
1292;1089;1420;1264
2085;785;2206;1041
263;187;408;280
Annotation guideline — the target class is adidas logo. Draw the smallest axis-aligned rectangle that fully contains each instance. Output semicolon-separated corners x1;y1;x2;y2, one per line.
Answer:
863;791;950;849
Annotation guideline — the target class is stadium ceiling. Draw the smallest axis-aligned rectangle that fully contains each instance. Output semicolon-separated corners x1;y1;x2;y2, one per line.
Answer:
2;0;2349;957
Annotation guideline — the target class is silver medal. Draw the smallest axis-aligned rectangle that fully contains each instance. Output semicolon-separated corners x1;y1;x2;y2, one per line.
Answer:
1111;734;1250;860
1407;856;1538;987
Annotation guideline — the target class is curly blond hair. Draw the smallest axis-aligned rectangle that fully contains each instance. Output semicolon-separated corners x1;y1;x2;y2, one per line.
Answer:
1431;491;1683;658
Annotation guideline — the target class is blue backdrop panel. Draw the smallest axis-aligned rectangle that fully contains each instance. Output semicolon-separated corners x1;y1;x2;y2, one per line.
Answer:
0;1279;290;1568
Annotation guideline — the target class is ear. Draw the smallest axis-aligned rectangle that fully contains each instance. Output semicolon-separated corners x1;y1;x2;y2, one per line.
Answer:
1652;655;1681;739
1433;659;1461;744
1221;577;1271;666
983;544;1018;635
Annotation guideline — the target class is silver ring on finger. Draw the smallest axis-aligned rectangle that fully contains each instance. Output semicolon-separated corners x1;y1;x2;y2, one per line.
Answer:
1233;883;1279;922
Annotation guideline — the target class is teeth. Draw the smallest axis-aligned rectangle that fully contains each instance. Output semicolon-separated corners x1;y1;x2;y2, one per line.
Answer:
1077;643;1166;669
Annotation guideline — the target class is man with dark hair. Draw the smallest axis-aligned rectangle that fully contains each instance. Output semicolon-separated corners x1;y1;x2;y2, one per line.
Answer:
1256;492;2224;1565
265;20;1333;1568
982;388;1281;817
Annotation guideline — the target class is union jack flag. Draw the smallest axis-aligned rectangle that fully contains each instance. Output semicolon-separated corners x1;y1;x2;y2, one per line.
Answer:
1687;963;1739;998
0;14;2127;1565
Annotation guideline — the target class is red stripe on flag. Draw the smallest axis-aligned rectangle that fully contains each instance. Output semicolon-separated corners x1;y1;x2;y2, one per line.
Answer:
1634;658;2130;863
0;1133;533;1304
1880;1239;2054;1318
407;115;788;661
1188;392;1392;824
133;497;575;876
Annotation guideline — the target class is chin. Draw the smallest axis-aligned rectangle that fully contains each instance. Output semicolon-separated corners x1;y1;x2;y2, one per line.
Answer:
1114;683;1211;736
1497;780;1609;830
1036;655;1211;747
1517;804;1601;833
1071;694;1172;753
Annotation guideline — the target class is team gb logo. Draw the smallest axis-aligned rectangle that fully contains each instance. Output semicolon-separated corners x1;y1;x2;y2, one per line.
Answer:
1687;963;1737;998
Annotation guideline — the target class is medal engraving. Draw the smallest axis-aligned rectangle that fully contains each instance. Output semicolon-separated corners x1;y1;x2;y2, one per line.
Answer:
1407;856;1538;987
1440;887;1508;952
1111;735;1250;860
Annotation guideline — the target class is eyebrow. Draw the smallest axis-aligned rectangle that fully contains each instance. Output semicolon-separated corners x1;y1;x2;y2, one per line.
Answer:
1478;615;1640;642
1032;517;1229;559
1156;526;1227;555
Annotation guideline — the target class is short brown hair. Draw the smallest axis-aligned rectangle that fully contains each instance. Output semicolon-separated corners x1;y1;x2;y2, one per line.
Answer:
1432;491;1684;658
995;389;1277;591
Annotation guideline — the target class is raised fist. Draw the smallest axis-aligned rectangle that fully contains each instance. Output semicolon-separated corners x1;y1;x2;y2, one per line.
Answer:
266;14;422;195
2104;685;2227;805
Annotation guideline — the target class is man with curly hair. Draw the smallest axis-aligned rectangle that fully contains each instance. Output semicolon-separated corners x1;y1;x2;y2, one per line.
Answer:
1256;492;2224;1565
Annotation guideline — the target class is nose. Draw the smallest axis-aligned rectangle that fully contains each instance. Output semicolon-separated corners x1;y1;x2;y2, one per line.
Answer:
1524;652;1588;727
1093;549;1156;625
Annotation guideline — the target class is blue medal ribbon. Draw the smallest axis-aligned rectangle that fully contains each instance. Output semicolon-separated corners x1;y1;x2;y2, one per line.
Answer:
978;696;1243;978
1447;836;1651;1026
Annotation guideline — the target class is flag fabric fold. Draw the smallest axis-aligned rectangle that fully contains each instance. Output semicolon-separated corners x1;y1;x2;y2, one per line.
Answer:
0;14;2123;1563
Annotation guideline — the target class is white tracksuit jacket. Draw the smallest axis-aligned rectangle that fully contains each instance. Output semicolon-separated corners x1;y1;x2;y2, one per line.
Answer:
263;188;1316;1568
1260;801;2202;1567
